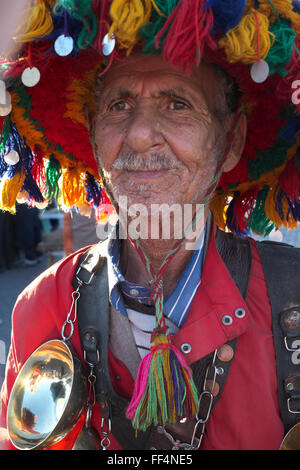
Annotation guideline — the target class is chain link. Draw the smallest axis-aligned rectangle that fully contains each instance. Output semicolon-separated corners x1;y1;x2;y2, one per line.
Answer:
61;286;81;341
159;349;218;450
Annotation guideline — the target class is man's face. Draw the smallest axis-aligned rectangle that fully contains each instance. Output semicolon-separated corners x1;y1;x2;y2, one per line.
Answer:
94;55;235;210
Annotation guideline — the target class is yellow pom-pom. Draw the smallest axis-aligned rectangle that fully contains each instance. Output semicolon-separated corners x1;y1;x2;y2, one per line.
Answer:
0;172;25;214
219;9;275;64
61;166;86;209
14;0;54;43
109;0;152;53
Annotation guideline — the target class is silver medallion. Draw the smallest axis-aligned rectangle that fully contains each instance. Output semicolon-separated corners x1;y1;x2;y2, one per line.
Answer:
21;67;41;87
54;34;74;56
102;33;116;56
4;150;20;165
0;90;12;116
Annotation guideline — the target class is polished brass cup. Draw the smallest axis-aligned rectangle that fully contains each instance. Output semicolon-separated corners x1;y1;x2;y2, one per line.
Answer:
7;340;87;450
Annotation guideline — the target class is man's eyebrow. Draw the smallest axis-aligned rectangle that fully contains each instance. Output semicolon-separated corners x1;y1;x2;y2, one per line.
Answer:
156;87;208;108
156;87;191;99
101;86;137;102
100;85;207;106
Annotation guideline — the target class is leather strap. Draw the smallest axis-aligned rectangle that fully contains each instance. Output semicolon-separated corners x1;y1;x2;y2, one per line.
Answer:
256;240;300;435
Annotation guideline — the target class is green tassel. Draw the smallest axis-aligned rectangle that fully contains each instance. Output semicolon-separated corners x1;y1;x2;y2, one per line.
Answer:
247;136;295;181
266;19;296;76
140;0;180;54
0;116;11;153
45;155;61;202
247;186;275;236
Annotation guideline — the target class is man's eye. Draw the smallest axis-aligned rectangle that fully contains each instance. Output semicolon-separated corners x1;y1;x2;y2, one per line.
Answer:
109;100;130;111
169;100;189;110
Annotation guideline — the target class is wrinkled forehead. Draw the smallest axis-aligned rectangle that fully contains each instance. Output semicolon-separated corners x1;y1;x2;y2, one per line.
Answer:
98;55;223;113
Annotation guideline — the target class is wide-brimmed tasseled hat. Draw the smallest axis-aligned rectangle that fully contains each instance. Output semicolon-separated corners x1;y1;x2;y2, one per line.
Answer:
1;0;300;236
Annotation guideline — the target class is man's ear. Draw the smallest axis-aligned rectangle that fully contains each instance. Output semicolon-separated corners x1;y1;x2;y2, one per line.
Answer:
222;113;247;173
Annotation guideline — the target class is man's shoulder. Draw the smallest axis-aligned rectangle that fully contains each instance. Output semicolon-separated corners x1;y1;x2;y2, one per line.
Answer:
15;244;100;306
255;238;300;263
219;229;300;257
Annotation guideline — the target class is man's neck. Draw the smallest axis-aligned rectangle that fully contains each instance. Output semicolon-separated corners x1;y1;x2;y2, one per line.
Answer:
119;215;208;298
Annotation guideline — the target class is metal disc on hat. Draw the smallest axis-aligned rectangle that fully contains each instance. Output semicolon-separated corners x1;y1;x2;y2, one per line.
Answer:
0;79;6;105
54;34;74;56
250;60;269;83
21;67;41;87
102;33;115;56
0;91;12;116
4;150;20;165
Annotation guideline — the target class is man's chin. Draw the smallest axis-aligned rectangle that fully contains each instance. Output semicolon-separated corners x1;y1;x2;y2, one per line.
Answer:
115;191;183;213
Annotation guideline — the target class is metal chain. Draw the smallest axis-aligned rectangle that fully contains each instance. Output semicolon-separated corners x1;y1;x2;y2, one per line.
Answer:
191;349;218;449
158;349;218;450
61;286;81;341
100;417;112;450
61;259;96;341
84;361;112;450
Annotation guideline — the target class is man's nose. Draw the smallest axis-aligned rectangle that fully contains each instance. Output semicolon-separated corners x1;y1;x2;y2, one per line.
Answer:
125;105;164;154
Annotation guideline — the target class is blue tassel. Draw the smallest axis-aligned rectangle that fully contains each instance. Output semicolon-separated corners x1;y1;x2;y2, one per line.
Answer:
274;188;286;221
280;116;300;142
1;124;23;178
290;199;300;221
0;158;8;178
2;124;44;202
84;172;102;207
283;189;300;222
36;8;83;55
22;172;44;203
205;0;247;35
292;0;300;14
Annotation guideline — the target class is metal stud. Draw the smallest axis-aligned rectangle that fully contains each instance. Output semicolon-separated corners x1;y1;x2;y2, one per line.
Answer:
129;288;139;297
234;307;246;319
222;315;233;326
217;344;234;362
180;343;192;354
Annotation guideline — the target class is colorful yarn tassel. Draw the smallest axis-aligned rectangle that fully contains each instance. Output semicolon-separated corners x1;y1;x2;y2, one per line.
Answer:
126;325;198;431
205;0;246;35
0;171;25;213
53;0;97;49
109;0;152;53
155;0;216;72
218;9;275;64
14;0;54;43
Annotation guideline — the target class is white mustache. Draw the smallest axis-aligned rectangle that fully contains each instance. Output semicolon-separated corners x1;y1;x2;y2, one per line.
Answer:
111;152;184;171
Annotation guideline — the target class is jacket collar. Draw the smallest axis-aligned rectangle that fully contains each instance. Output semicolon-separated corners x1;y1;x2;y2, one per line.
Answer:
172;220;252;364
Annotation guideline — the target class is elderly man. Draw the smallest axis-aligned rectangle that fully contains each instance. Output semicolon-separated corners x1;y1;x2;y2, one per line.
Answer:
1;0;300;452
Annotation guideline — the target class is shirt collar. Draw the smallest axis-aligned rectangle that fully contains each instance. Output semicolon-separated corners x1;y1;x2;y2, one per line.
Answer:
105;222;207;327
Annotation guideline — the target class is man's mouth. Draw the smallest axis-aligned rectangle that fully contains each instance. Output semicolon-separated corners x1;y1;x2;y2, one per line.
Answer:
124;168;172;181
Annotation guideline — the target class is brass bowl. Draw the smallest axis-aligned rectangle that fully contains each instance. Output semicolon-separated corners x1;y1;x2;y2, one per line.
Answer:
7;340;87;450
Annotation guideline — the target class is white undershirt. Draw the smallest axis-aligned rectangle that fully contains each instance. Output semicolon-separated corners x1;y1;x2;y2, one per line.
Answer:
126;308;179;358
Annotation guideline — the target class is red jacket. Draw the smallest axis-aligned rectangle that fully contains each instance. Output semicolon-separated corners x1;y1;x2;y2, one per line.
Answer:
0;225;284;450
